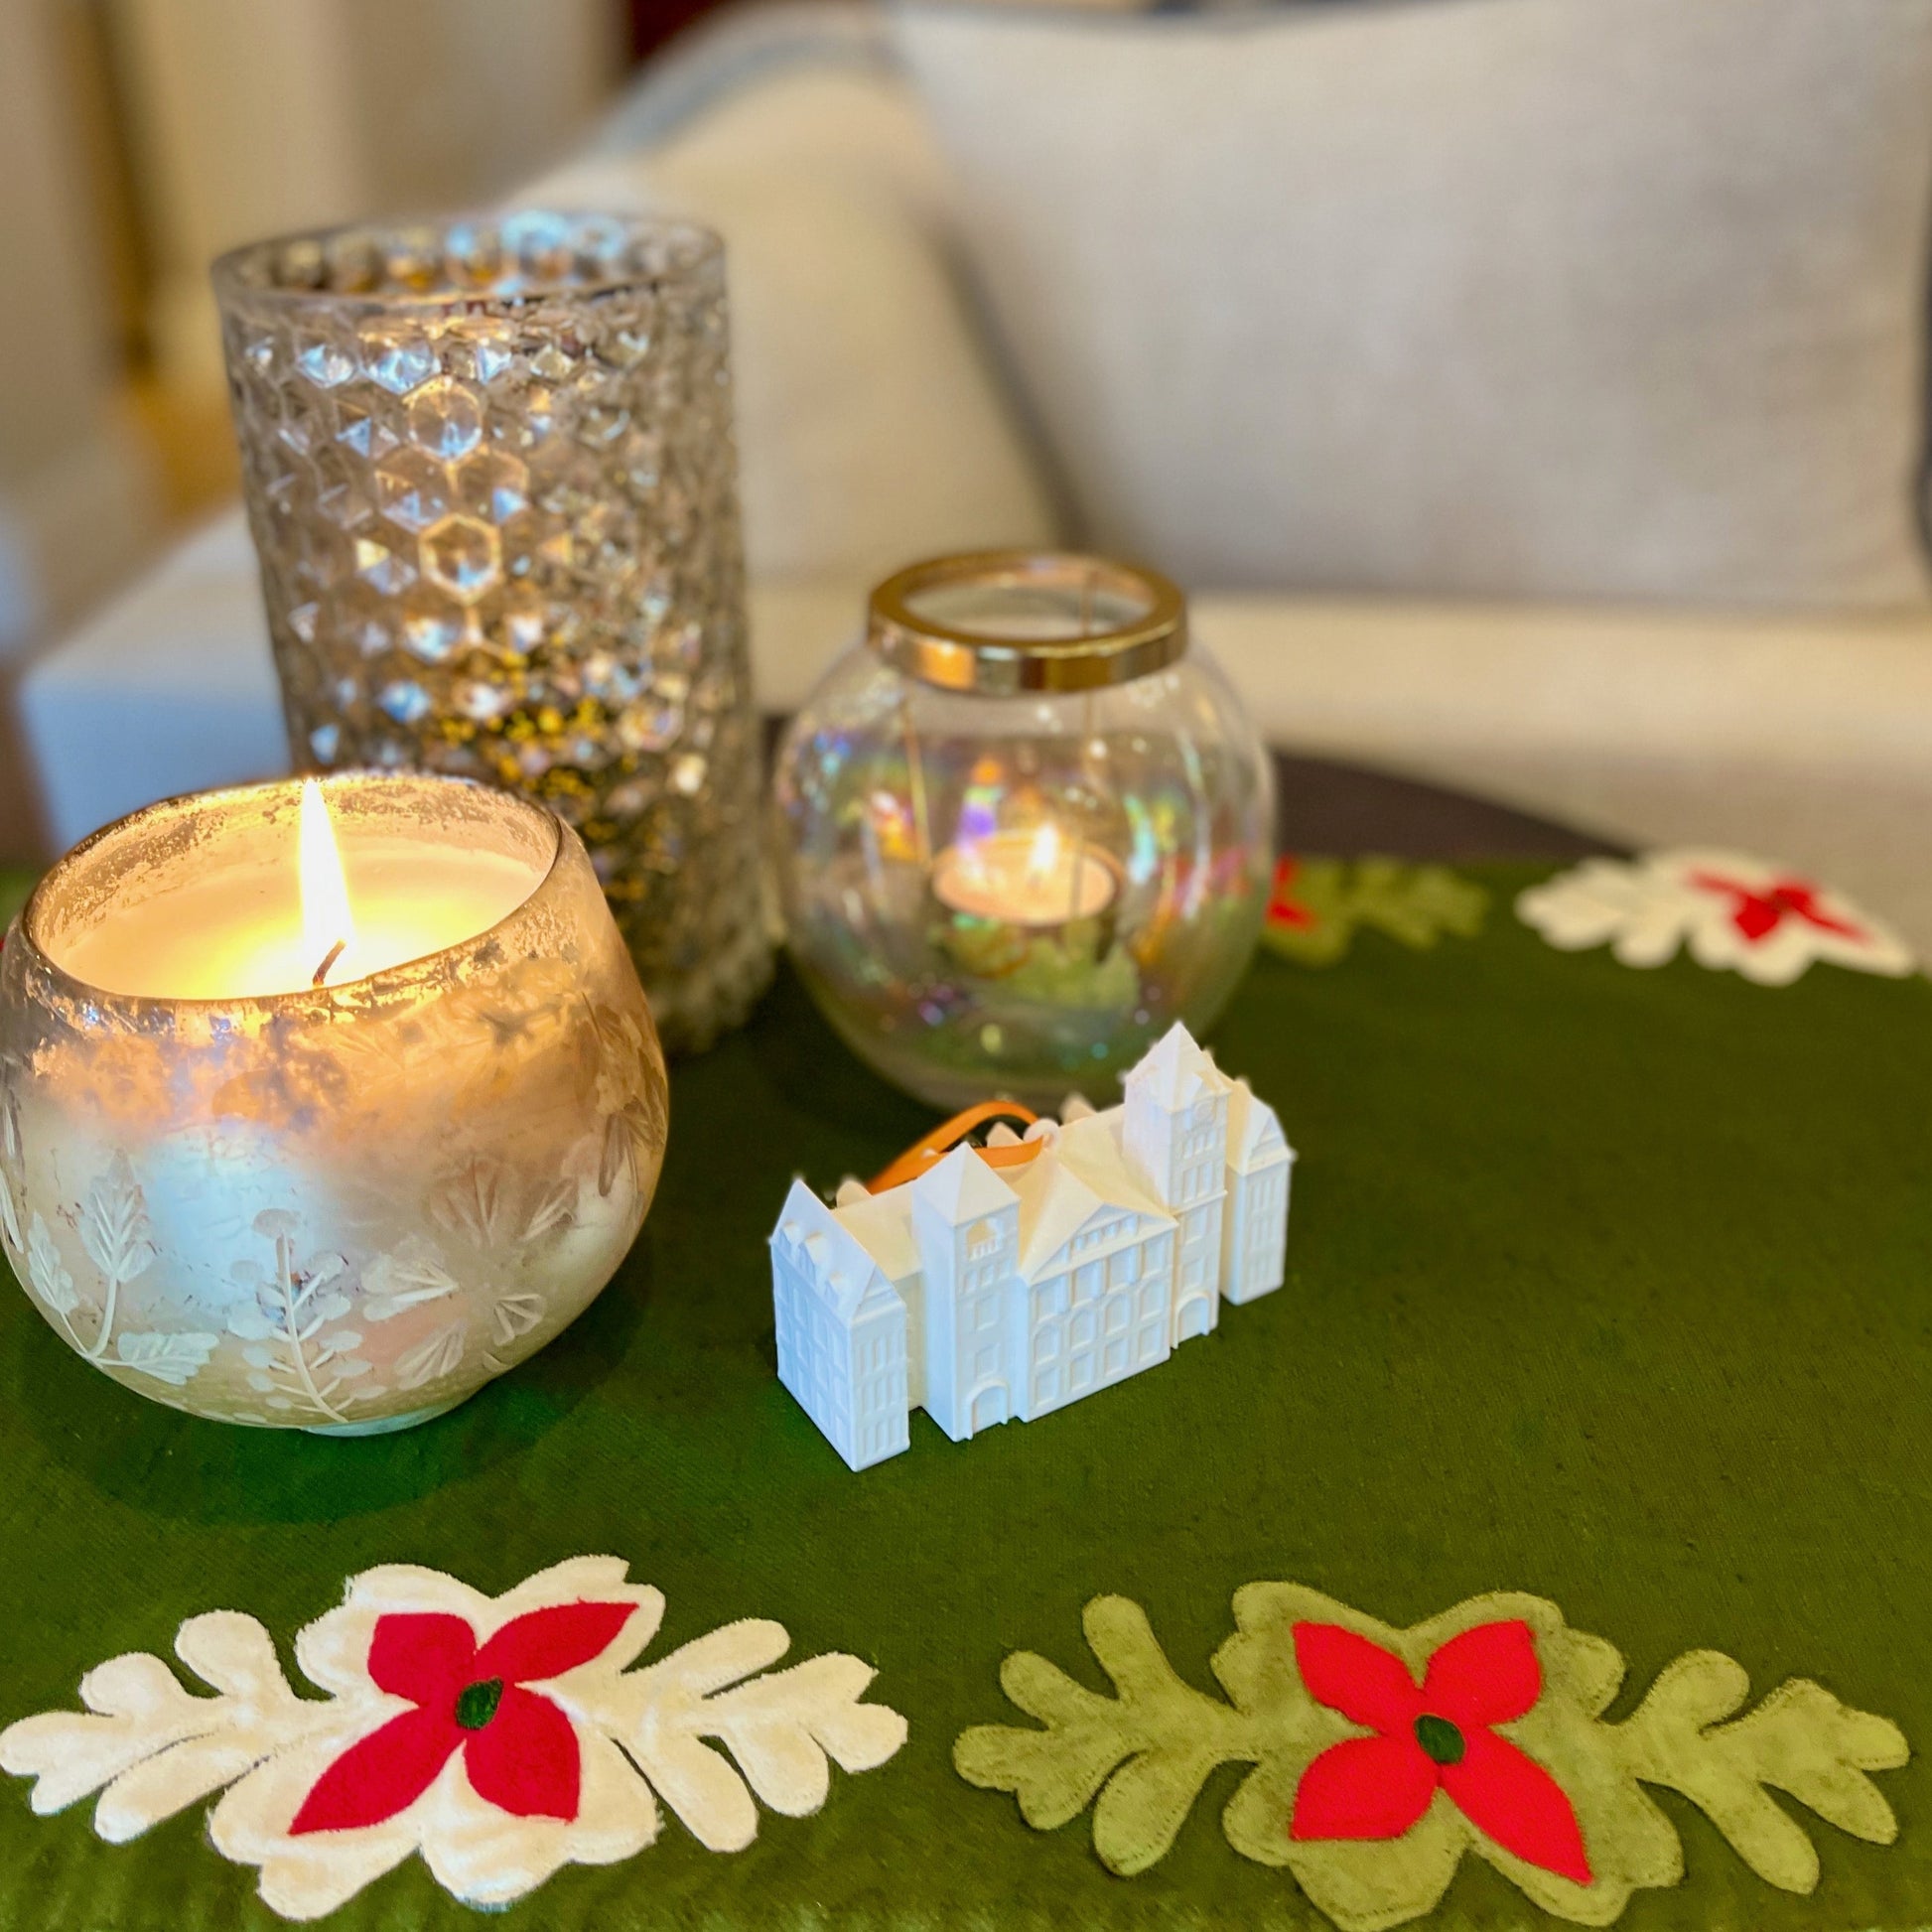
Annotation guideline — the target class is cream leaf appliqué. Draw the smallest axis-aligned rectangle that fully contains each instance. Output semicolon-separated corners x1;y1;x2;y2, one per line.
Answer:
0;1556;905;1921
1517;850;1913;987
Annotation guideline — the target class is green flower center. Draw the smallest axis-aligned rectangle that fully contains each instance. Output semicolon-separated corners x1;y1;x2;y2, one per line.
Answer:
455;1677;504;1731
1413;1713;1465;1765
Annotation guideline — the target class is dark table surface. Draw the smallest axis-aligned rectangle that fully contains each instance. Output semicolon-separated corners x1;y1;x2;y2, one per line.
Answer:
1269;750;1617;862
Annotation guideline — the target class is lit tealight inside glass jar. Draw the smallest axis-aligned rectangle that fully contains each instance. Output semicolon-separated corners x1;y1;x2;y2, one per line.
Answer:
771;551;1274;1107
0;773;666;1433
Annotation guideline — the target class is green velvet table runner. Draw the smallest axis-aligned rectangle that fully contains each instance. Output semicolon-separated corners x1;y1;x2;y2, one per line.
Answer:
1;861;1927;1931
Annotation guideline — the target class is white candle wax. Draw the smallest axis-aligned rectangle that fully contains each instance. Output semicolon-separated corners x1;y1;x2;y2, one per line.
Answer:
59;788;541;1000
931;824;1118;927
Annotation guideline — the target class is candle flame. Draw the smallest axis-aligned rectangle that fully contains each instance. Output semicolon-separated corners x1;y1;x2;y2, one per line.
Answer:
1026;821;1062;883
300;780;356;985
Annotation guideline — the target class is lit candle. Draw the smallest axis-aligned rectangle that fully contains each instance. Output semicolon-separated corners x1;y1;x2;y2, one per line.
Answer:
58;780;541;1001
932;822;1119;927
0;773;666;1434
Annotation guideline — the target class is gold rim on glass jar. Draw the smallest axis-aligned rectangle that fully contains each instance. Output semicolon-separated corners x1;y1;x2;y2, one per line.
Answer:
868;550;1188;694
772;550;1275;1109
0;772;667;1434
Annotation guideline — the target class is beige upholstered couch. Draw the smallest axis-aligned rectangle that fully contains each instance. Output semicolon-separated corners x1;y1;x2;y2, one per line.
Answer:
22;2;1932;942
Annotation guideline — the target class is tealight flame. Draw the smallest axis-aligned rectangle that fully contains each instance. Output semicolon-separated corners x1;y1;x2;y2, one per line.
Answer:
300;780;356;986
1026;821;1062;883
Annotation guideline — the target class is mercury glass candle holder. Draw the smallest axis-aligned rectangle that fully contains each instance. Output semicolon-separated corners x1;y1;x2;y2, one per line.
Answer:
213;210;769;1051
0;774;667;1434
771;552;1275;1108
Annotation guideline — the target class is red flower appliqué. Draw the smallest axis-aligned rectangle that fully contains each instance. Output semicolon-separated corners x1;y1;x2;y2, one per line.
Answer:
1267;858;1317;932
1685;871;1865;947
1290;1619;1591;1885
291;1600;635;1834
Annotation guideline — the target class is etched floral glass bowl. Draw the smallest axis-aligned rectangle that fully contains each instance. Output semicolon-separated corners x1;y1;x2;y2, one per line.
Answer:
213;210;768;1051
0;774;667;1434
771;552;1275;1108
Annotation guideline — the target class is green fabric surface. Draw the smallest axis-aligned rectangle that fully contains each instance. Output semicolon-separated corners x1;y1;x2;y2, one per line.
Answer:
1;860;1929;1930
0;875;30;940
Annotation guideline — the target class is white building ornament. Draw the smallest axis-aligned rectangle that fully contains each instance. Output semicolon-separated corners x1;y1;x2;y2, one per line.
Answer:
769;1025;1295;1470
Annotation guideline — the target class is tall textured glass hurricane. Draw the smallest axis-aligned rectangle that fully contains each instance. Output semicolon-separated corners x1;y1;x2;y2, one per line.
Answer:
213;211;769;1049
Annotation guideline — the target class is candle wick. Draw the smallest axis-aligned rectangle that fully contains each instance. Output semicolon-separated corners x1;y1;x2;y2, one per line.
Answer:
312;939;347;988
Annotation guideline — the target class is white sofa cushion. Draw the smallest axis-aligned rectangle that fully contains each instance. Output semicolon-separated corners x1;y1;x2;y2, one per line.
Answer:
897;0;1932;610
1188;593;1932;946
526;65;1061;591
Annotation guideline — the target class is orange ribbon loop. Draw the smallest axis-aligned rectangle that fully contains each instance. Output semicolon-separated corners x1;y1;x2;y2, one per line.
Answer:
868;1100;1043;1193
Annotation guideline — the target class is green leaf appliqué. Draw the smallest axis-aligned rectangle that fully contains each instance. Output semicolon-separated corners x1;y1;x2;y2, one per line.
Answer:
1263;858;1489;967
954;1585;1908;1930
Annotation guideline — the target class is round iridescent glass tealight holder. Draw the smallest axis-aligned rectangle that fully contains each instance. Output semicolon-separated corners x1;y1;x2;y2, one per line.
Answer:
770;552;1275;1108
0;773;666;1434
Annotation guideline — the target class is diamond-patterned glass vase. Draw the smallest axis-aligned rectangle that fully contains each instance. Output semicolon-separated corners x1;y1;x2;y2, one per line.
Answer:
213;211;769;1050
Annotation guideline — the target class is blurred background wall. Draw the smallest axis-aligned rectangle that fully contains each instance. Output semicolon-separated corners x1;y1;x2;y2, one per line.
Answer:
0;0;642;859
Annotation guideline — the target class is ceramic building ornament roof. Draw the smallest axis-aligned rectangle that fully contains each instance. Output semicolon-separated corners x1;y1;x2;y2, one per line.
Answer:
911;1144;1022;1221
826;1186;920;1285
1125;1024;1228;1110
774;1180;895;1323
1013;1129;1167;1280
768;1026;1296;1469
1227;1080;1290;1169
